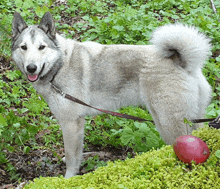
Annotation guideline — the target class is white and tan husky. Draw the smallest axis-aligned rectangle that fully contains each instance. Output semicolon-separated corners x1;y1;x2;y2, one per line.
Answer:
12;12;211;178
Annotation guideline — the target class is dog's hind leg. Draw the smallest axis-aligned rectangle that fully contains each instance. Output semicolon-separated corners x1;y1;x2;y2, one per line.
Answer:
61;116;85;178
147;100;192;145
142;88;197;145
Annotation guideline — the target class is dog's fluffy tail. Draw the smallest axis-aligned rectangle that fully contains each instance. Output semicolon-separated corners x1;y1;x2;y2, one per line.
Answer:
150;24;211;72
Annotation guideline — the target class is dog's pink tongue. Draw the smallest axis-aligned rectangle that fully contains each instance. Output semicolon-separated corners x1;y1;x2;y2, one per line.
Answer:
28;75;38;81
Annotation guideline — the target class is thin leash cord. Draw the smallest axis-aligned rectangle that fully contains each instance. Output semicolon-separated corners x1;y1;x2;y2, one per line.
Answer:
65;94;154;122
66;93;215;123
191;118;215;123
51;83;214;124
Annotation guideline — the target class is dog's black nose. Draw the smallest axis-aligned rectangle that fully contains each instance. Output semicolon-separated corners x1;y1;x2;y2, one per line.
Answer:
27;64;37;73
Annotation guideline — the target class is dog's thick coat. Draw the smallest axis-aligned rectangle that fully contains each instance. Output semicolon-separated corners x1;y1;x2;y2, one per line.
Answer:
12;12;212;178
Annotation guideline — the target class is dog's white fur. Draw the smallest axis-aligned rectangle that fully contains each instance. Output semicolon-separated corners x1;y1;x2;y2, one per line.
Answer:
12;12;212;178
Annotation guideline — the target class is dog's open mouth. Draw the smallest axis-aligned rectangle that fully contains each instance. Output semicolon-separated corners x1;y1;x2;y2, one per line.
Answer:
28;75;38;82
27;63;45;82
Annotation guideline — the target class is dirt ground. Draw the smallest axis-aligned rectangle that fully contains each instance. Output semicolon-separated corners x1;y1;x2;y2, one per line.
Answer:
0;138;133;188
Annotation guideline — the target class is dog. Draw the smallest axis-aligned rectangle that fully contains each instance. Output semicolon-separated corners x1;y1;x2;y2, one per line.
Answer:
12;11;212;178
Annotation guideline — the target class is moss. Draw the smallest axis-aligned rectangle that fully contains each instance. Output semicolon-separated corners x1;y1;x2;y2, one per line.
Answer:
24;126;220;189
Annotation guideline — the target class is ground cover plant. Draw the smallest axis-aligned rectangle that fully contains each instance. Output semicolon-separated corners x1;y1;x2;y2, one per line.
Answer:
22;127;220;188
0;0;220;188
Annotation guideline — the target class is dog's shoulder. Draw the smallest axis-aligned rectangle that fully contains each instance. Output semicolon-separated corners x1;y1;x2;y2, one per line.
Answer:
76;40;105;58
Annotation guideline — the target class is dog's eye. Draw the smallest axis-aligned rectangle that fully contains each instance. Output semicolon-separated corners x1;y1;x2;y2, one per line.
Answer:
21;45;27;50
39;45;46;50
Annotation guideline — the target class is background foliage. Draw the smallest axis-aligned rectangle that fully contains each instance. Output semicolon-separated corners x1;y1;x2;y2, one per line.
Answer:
0;0;220;184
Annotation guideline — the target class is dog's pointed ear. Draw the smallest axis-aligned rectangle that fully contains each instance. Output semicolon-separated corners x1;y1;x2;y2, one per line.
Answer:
12;12;28;39
39;12;56;39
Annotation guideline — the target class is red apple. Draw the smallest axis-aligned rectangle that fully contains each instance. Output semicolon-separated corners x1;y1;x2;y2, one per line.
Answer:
173;135;209;164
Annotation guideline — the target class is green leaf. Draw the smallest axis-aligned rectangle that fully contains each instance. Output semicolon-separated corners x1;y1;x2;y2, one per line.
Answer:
0;114;7;135
21;108;29;114
24;146;31;154
15;0;23;7
8;146;15;153
216;150;220;158
138;123;151;133
184;118;193;127
35;6;49;17
216;56;220;62
136;41;146;45
82;15;90;21
5;70;22;81
13;123;21;128
0;114;7;127
113;25;124;31
120;126;134;145
23;0;34;9
171;15;179;19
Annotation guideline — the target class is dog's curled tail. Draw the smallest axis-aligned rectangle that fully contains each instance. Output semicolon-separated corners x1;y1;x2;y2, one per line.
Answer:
150;24;211;72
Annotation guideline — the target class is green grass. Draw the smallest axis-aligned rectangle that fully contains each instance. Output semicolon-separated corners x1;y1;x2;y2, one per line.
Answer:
0;0;220;182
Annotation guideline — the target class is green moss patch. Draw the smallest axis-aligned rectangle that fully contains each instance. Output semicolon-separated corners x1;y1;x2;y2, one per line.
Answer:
24;126;220;189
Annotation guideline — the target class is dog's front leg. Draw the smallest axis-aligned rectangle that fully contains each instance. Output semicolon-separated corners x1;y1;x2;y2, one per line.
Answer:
61;116;85;178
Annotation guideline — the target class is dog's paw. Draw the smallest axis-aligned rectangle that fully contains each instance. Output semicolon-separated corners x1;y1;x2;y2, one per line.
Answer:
65;169;77;179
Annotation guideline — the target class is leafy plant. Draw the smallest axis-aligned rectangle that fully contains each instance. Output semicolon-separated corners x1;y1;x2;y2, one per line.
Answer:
120;122;165;152
0;0;220;184
81;155;107;172
84;105;164;152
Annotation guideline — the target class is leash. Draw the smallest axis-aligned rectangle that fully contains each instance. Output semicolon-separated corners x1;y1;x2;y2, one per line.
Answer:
50;83;220;128
51;83;153;122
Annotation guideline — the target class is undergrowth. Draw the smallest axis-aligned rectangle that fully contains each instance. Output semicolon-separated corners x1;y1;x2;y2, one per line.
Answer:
0;0;220;183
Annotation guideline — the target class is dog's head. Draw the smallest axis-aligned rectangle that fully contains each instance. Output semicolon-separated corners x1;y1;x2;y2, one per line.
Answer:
12;12;62;83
